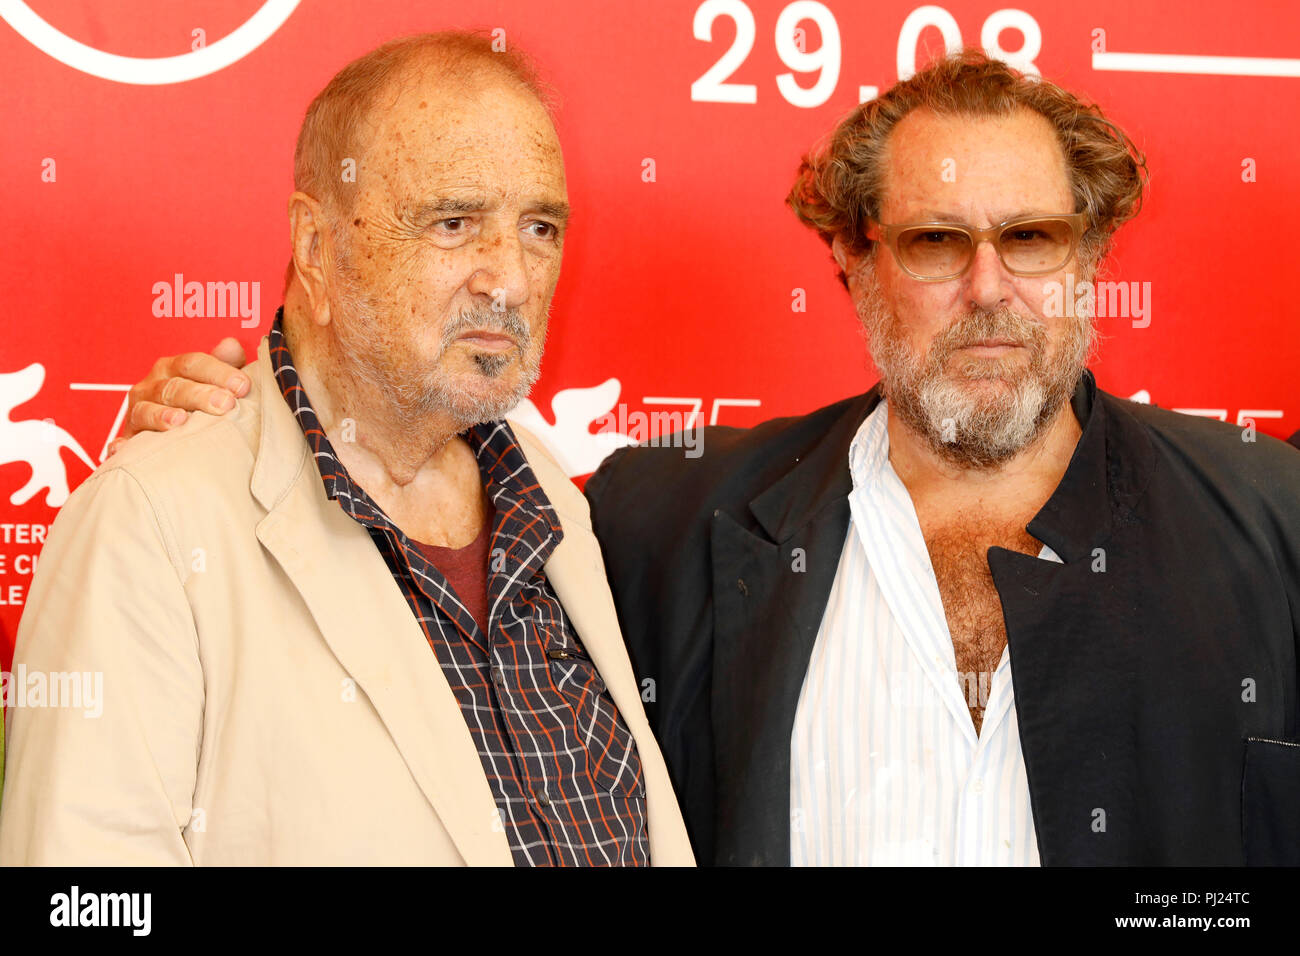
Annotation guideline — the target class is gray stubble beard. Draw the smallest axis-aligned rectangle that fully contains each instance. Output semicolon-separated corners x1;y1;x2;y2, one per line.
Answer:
856;267;1094;469
327;251;545;431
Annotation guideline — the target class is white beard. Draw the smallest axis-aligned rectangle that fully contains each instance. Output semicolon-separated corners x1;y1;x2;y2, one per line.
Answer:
856;268;1094;468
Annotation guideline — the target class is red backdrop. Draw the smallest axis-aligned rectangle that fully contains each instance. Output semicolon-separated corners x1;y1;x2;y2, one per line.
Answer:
2;0;1298;665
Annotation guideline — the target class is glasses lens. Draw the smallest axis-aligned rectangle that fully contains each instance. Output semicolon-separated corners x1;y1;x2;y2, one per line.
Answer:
997;219;1075;274
895;227;973;278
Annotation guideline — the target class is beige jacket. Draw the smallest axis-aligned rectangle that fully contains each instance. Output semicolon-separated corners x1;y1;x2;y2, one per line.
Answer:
0;339;694;866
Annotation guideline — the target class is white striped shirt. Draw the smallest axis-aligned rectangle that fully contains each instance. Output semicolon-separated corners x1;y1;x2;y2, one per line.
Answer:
790;400;1057;866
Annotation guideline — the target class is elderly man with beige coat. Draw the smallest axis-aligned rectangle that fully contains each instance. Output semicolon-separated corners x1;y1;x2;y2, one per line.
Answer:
0;32;692;867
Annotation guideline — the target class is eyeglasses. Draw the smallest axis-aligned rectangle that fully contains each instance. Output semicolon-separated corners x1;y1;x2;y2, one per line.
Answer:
872;213;1087;281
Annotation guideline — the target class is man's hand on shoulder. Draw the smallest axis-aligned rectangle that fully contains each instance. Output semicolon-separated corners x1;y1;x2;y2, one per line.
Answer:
111;337;250;455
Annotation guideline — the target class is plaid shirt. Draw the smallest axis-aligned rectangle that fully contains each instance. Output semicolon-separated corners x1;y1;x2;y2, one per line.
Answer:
269;313;649;866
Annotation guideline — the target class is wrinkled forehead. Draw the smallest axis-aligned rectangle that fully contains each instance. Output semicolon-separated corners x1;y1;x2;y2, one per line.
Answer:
361;68;566;201
880;107;1072;222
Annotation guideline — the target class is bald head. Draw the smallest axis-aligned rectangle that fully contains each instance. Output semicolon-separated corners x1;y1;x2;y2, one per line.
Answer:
283;30;568;443
293;31;551;222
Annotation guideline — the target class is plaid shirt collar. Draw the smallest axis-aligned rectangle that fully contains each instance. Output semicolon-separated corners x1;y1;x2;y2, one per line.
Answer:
267;308;564;549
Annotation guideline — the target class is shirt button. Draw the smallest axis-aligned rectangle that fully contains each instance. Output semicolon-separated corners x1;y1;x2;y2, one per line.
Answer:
491;667;506;688
973;778;984;794
535;790;551;807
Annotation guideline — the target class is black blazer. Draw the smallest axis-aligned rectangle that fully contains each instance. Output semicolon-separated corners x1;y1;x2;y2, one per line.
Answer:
586;372;1300;865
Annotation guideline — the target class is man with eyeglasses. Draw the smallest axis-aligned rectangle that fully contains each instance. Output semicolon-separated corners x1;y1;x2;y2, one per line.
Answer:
587;50;1300;867
113;51;1300;866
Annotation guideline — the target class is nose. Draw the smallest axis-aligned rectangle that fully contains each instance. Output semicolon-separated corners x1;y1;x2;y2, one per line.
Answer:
962;238;1014;311
466;226;530;311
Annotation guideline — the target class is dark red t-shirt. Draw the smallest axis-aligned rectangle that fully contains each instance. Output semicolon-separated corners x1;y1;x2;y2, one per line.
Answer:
411;508;494;638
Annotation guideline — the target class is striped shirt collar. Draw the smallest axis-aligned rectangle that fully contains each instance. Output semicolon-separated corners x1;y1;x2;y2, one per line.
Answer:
267;308;563;545
848;398;892;492
849;396;1064;565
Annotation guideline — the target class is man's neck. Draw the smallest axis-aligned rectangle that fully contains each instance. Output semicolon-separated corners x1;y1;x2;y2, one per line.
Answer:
885;398;1082;513
284;308;487;547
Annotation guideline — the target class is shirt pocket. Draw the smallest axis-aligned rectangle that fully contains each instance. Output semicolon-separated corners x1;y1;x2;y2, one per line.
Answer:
1242;736;1300;865
546;633;646;798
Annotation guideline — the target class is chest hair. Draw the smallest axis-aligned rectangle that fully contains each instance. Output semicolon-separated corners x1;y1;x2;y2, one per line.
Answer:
919;516;1040;734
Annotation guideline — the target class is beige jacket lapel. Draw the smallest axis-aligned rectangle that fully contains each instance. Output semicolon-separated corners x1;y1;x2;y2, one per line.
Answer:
248;340;513;866
513;427;696;866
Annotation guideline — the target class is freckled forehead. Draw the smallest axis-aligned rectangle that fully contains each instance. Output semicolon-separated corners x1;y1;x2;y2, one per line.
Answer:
882;108;1071;221
364;71;566;200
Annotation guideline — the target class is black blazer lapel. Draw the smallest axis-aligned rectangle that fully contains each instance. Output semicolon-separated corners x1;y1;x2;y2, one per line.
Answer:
708;389;879;865
988;376;1156;864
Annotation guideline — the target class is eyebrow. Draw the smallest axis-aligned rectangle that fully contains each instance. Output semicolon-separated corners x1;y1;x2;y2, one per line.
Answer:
531;200;571;222
907;208;1055;223
400;197;571;222
401;198;488;219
